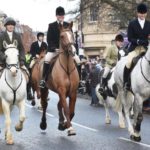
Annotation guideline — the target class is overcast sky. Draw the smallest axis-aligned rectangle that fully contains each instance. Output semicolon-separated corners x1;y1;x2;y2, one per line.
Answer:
1;0;80;32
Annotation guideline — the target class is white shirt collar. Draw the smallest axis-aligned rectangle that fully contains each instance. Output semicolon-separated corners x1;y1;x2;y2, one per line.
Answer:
57;20;63;25
38;40;42;47
138;18;145;29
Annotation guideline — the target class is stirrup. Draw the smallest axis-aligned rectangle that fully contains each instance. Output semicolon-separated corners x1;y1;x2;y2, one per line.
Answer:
39;80;46;88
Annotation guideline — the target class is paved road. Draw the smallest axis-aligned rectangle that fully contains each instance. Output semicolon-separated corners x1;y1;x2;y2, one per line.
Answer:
0;91;150;150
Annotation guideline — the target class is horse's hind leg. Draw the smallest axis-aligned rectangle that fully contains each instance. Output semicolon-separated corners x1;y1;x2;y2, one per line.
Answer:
103;102;111;124
2;100;13;145
130;95;143;142
121;91;134;135
15;100;26;132
40;88;48;130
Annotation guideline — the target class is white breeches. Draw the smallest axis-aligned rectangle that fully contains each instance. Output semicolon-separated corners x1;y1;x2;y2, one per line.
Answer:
44;52;57;63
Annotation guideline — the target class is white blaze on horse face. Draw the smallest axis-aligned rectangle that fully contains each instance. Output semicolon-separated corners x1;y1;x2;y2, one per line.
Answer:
66;31;72;43
66;31;76;55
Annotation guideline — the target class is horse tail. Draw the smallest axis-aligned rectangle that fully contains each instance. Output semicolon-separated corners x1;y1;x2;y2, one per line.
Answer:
0;99;3;114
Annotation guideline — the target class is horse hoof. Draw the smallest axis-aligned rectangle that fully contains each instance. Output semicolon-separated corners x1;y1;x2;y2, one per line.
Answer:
130;135;141;142
119;123;126;129
40;122;47;130
15;125;23;132
6;139;14;145
38;106;42;110
31;101;36;106
105;119;111;124
67;127;76;136
58;123;67;131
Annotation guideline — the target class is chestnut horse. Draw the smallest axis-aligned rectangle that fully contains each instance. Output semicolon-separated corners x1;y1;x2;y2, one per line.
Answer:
40;22;79;136
30;50;46;108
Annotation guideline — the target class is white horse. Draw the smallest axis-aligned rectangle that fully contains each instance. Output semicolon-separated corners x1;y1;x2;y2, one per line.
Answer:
114;43;150;142
96;69;126;128
0;41;27;145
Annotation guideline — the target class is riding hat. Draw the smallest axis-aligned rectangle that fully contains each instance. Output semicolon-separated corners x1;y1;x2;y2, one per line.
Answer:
37;32;44;38
137;3;148;14
4;17;16;26
56;6;65;16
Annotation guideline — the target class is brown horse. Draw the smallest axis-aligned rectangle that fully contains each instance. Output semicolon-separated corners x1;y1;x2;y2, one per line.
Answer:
30;50;46;107
40;22;79;136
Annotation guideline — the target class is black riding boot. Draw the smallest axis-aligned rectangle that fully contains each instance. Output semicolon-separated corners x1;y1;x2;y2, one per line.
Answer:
39;63;50;88
123;66;131;90
99;77;107;93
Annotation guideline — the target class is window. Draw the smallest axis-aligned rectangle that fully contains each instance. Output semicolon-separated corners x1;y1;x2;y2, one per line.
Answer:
90;5;98;22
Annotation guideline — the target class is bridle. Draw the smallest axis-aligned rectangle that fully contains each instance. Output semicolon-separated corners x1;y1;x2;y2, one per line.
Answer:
4;48;23;105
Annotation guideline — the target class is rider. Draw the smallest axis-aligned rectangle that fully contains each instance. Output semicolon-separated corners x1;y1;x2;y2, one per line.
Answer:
0;17;29;75
30;32;47;60
39;6;80;88
0;17;31;98
99;34;124;92
26;32;47;100
124;3;150;90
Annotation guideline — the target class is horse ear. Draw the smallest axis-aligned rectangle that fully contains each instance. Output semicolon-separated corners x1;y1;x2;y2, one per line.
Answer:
69;21;73;29
3;41;8;49
13;40;18;47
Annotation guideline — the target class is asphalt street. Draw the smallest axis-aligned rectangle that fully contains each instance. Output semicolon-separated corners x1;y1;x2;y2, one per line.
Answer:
0;91;150;150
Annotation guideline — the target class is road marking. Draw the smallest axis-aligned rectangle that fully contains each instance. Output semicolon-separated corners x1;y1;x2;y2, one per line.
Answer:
26;103;98;132
72;122;98;132
119;137;150;148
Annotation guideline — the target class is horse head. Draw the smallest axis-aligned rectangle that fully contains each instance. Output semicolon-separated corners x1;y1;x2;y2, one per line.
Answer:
59;22;76;56
4;40;19;77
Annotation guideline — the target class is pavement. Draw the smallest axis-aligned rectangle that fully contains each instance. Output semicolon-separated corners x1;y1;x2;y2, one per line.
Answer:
0;91;150;150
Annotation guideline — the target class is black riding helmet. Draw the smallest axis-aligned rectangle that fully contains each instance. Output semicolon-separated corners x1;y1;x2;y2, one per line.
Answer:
56;6;65;16
37;32;44;38
137;3;148;14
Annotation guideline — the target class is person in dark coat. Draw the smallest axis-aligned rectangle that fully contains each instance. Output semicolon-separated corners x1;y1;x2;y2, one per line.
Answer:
39;6;69;88
89;63;101;106
30;32;47;59
0;17;25;68
124;3;150;90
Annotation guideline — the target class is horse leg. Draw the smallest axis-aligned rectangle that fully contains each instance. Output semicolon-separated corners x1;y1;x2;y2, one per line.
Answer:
31;91;36;106
59;91;72;136
103;102;111;124
67;92;77;135
130;95;143;142
118;110;126;128
2;100;13;145
15;100;26;132
57;100;66;131
120;90;134;135
40;88;48;130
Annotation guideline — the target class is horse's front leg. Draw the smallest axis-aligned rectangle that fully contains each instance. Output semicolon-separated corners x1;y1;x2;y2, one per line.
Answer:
15;100;26;132
130;95;143;142
2;100;13;145
59;89;72;136
57;100;66;131
40;88;48;130
118;110;125;128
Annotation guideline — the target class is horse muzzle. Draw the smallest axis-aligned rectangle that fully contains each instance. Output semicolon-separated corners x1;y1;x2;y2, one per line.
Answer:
10;66;18;77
